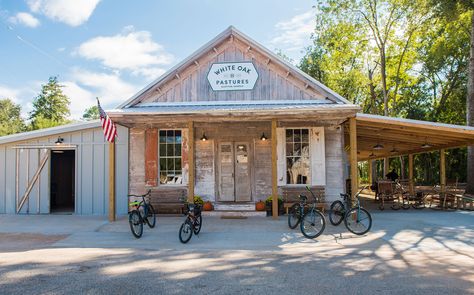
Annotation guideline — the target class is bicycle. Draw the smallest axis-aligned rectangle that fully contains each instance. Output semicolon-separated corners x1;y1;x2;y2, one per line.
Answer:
128;190;156;239
179;202;202;243
298;186;326;239
329;187;372;235
287;194;308;229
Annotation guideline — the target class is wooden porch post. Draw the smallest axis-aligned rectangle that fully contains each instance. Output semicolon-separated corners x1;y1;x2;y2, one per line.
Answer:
188;121;195;203
108;142;116;222
349;117;358;200
384;157;389;178
408;154;414;196
271;119;278;219
440;149;446;195
368;160;373;186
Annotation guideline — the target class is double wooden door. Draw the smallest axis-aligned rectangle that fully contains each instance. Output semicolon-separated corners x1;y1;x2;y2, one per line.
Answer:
218;142;251;202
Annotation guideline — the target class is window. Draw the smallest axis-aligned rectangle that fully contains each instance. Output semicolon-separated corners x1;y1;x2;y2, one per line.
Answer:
286;128;310;184
159;130;182;184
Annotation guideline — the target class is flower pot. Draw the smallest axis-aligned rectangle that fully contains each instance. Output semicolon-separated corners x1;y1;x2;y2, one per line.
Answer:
203;201;213;211
255;201;265;211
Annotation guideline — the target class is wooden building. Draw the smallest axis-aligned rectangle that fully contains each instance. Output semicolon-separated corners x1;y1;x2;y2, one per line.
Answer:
109;26;360;215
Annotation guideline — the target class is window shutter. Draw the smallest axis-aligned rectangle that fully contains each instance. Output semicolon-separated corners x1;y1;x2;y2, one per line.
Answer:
145;128;158;186
276;128;286;186
311;127;326;185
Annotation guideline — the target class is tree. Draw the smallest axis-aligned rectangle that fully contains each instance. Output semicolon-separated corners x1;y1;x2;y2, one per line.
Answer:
82;105;99;120
429;1;474;193
0;98;25;136
29;76;71;130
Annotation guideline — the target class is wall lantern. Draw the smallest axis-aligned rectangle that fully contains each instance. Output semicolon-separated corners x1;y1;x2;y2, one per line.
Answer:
260;133;267;141
200;133;208;141
55;137;64;145
421;138;431;148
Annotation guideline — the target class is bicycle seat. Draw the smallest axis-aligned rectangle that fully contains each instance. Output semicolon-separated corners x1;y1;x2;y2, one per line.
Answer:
340;193;349;199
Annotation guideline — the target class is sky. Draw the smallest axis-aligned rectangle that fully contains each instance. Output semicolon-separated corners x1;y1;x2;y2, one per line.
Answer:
0;0;316;119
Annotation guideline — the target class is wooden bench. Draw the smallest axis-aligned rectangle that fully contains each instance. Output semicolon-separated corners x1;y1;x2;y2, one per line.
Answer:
281;186;326;214
149;187;187;214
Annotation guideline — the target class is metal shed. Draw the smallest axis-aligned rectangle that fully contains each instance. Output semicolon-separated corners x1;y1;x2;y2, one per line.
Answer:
0;120;129;216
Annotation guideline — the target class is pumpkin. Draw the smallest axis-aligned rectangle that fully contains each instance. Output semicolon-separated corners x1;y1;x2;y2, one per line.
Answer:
255;200;265;211
203;201;213;211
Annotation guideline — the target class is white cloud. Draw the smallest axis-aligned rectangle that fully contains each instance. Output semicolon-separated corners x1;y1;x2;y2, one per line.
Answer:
9;12;40;28
270;10;315;60
70;69;139;113
61;81;95;119
0;85;21;101
27;0;101;27
76;27;174;80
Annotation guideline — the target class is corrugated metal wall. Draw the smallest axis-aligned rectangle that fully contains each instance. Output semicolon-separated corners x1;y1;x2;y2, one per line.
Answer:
0;125;129;216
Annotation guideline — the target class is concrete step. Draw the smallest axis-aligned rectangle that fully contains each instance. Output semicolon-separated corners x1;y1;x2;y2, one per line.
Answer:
202;210;267;218
213;203;256;211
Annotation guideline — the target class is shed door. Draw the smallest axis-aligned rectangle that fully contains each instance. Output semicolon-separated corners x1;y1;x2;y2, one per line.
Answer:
218;142;235;201
234;142;251;202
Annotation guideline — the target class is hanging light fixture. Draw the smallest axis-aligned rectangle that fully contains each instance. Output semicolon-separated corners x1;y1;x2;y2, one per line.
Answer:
390;145;398;154
373;143;384;150
260;132;267;141
200;133;208;141
421;138;431;148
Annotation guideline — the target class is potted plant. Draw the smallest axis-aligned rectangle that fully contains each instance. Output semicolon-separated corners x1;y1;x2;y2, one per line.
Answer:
255;200;265;211
203;200;214;211
265;196;284;216
193;195;204;205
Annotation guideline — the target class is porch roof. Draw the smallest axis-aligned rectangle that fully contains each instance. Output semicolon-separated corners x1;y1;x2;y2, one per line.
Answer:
108;100;360;124
346;113;474;161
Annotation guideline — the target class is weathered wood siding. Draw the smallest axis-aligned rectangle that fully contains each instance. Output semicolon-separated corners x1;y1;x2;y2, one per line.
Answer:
136;38;326;104
0;125;129;215
325;125;345;203
194;139;215;201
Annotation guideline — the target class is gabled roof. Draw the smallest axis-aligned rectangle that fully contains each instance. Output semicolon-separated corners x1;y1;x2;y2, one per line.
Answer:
0;120;100;145
117;26;353;109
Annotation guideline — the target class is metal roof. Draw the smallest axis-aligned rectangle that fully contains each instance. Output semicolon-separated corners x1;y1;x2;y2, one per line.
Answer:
0;120;101;145
117;26;352;109
109;100;359;115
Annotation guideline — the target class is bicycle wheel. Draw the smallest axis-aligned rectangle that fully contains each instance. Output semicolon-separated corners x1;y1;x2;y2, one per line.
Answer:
344;207;372;235
329;200;344;226
128;210;143;239
300;209;326;239
193;214;202;235
179;219;193;243
288;204;301;229
145;204;156;228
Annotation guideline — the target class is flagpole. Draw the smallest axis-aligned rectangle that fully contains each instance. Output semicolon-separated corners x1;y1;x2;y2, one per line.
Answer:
108;140;116;222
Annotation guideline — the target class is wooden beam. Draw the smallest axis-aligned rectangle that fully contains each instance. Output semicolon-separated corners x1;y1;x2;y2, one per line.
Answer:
440;149;446;195
349;117;358;200
188;121;195;203
108;142;115;222
271;119;278;219
408;154;414;195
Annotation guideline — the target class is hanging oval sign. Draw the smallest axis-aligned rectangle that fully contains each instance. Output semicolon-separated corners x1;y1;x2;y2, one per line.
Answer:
207;62;258;91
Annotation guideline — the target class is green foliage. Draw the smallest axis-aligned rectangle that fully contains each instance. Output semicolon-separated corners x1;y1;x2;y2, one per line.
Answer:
300;0;471;182
0;98;25;136
265;196;283;205
193;195;204;205
29;76;71;130
82;105;100;121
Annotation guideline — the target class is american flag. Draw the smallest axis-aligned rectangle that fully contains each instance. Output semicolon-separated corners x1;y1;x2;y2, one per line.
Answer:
97;98;117;143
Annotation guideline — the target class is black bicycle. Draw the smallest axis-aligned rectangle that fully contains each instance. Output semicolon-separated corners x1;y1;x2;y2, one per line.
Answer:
329;187;372;235
290;186;326;239
128;190;156;238
179;202;202;243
